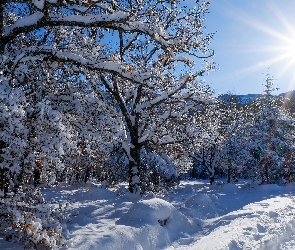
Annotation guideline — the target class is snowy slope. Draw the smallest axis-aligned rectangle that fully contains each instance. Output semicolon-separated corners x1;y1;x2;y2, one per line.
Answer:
2;181;295;249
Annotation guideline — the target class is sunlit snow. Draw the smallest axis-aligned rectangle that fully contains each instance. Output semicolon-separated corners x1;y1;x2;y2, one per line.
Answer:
2;180;295;249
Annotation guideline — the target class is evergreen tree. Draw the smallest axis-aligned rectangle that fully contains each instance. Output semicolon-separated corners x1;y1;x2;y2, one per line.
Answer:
244;76;295;184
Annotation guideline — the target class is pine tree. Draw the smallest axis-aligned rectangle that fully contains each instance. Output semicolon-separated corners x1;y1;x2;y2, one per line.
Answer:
244;76;295;184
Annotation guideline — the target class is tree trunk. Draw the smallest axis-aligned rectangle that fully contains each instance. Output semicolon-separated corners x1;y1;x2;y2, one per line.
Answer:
227;167;231;183
0;168;9;197
0;140;9;197
208;170;214;185
265;164;269;184
209;174;214;185
128;144;141;193
33;168;41;187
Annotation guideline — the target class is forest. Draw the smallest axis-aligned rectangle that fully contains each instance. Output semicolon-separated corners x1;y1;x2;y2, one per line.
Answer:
1;1;295;249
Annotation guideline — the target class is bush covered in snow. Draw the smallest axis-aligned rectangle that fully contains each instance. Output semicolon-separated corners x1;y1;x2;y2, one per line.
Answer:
0;186;65;249
99;146;179;192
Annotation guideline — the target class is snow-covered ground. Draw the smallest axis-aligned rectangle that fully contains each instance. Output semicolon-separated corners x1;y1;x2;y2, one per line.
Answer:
2;180;295;249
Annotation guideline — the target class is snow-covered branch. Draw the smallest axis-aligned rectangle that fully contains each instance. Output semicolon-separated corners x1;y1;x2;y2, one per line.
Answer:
136;71;205;112
17;46;152;83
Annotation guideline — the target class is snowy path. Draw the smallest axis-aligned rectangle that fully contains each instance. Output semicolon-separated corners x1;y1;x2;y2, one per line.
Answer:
181;195;295;250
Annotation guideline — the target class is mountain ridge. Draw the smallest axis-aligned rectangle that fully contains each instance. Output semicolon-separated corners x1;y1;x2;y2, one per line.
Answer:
219;90;295;105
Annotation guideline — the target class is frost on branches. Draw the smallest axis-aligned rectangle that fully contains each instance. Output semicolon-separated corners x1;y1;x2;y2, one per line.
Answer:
185;82;295;185
1;0;214;247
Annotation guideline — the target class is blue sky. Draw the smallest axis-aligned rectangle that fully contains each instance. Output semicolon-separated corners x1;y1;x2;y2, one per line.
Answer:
195;0;295;95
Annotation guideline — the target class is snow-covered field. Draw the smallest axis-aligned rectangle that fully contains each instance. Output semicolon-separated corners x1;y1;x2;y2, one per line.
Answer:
2;180;295;250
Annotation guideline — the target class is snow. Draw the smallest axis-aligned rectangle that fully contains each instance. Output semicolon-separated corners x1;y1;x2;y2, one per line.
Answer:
4;12;44;36
56;12;128;24
3;181;295;249
33;0;45;10
45;50;152;83
121;141;135;162
136;74;192;111
188;196;295;250
159;135;175;144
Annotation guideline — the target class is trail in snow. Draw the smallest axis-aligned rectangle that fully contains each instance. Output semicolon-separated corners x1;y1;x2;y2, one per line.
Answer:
182;196;295;250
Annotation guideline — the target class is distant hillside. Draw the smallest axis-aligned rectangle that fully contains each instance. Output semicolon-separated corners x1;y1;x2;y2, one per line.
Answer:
280;91;295;114
278;90;295;98
218;93;261;105
219;91;295;115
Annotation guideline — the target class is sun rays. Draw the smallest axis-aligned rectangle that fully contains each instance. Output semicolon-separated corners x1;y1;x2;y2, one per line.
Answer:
218;1;295;93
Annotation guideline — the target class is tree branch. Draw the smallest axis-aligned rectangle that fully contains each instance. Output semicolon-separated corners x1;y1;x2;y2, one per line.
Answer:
136;70;205;111
20;47;152;83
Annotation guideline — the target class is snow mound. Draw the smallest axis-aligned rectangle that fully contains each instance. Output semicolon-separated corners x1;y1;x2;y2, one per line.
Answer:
184;193;220;219
33;0;45;9
118;198;179;226
117;198;200;234
114;198;199;249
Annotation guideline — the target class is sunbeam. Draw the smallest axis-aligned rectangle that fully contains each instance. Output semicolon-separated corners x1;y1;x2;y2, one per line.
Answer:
216;1;295;92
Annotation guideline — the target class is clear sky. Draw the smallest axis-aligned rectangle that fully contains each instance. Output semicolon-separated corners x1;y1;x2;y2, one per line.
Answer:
196;0;295;95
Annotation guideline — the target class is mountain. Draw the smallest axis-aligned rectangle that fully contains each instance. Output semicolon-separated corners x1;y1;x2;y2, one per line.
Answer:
280;91;295;114
218;93;261;105
278;90;295;98
219;91;295;115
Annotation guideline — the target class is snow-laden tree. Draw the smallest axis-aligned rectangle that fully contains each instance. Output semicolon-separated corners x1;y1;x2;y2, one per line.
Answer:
0;81;28;193
217;95;249;183
1;0;214;193
0;80;70;248
1;1;215;245
243;77;295;184
185;100;224;184
0;67;123;247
